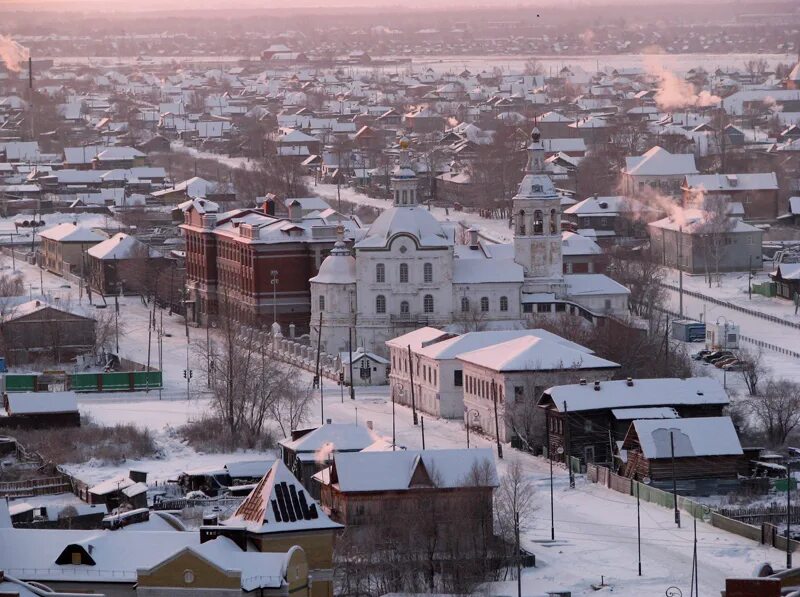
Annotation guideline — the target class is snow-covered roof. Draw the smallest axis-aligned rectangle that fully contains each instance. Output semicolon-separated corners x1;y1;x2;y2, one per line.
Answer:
564;195;656;217
339;348;389;365
225;460;274;479
385;326;450;350
540;377;729;413
152;176;216;199
38;222;105;243
684;173;778;192
356;206;451;249
309;239;355;284
5;391;78;415
0;527;200;583
176;197;220;214
561;231;602;256
647;210;762;234
624;146;698;177
452;257;523;284
418;328;595;361
183;536;295;591
611;407;679;420
564;273;631;297
89;475;135;496
318;448;497;492
773;263;800;280
457;334;619;372
626;416;742;459
87;233;163;260
225;460;341;534
278;423;376;453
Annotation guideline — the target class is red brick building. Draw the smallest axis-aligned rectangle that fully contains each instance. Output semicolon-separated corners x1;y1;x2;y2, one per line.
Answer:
181;198;362;328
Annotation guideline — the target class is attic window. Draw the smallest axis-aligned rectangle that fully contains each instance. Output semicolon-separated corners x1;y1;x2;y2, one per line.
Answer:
184;569;195;584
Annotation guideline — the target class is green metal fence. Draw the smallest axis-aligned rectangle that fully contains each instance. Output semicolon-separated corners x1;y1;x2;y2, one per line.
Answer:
4;371;162;393
4;374;36;392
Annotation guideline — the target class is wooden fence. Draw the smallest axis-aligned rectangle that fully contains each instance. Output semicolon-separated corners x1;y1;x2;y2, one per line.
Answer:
717;504;800;526
586;464;800;553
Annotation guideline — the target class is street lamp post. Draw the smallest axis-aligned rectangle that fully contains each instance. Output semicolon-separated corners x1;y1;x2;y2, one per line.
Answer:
270;270;279;325
551;446;564;541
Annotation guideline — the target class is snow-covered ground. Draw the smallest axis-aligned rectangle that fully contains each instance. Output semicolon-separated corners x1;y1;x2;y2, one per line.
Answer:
77;380;790;596
2;185;793;594
663;269;800;380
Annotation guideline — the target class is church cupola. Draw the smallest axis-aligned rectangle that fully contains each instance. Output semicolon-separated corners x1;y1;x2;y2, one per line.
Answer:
512;126;564;282
391;137;418;207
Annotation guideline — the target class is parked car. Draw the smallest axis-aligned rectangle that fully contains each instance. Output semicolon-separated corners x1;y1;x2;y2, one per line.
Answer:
723;361;746;371
692;349;711;360
705;351;733;363
715;357;739;368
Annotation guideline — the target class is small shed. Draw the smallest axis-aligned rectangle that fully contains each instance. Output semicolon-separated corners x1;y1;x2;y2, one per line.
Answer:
1;391;80;428
339;348;389;386
622;416;745;482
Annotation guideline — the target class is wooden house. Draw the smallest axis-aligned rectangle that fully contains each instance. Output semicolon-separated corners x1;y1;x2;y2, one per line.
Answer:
770;263;800;301
278;423;376;498
86;232;167;295
314;448;497;547
38;223;105;276
622;416;745;482
0;300;96;365
537;377;730;466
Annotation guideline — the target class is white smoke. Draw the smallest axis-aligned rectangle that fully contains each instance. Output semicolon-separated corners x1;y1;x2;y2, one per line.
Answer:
0;35;30;73
644;56;720;111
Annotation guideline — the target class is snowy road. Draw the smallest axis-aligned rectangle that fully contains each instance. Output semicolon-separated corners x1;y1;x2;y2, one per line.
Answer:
663;281;800;380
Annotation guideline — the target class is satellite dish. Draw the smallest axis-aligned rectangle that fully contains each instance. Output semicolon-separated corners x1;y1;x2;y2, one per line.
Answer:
556;447;564;455
643;477;651;485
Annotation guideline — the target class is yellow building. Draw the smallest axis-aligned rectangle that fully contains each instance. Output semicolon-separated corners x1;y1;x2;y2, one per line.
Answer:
137;537;309;596
223;460;343;597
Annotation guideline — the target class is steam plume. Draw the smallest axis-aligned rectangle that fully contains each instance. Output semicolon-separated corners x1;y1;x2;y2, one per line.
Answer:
0;36;30;73
645;56;720;111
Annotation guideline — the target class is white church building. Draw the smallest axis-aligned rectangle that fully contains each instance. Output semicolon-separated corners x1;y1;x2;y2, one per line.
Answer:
310;132;629;357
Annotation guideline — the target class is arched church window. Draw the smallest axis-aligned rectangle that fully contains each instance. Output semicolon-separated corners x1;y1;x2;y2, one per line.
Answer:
376;295;386;314
423;263;433;283
376;263;385;283
480;297;489;312
423;294;434;313
319;295;325;311
534;210;543;235
461;296;470;312
399;263;409;283
550;209;557;234
500;296;508;312
518;210;526;235
400;300;410;314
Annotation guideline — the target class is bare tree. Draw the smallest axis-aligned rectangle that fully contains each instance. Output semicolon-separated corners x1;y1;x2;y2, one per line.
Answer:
523;58;543;76
737;347;768;396
747;379;800;447
609;247;667;320
200;292;310;448
695;193;734;287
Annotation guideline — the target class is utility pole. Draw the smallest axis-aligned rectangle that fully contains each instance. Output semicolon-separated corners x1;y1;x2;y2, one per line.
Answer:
391;388;396;451
348;329;355;401
748;255;753;300
671;430;680;528
316;312;324;423
407;345;418;425
637;480;642;576
678;226;684;317
788;460;793;569
492;380;503;459
515;510;522;597
205;316;211;388
158;310;163;401
420;416;425;449
114;294;119;354
270;269;279;325
564;401;574;488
